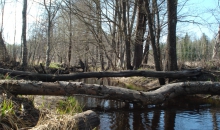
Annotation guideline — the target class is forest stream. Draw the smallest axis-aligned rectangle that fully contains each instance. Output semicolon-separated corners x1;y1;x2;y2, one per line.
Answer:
72;78;220;130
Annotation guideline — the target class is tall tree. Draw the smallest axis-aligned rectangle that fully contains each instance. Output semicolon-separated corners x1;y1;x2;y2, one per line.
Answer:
145;0;165;85
95;0;104;71
44;0;60;68
122;0;132;70
164;0;178;71
0;0;9;62
68;0;73;67
133;0;147;69
21;0;28;69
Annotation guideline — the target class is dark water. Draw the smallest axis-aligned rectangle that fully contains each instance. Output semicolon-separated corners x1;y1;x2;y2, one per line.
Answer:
76;78;220;130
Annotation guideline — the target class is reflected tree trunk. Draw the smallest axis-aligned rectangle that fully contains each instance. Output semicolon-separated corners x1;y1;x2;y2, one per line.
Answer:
151;110;161;129
164;110;176;130
211;109;219;130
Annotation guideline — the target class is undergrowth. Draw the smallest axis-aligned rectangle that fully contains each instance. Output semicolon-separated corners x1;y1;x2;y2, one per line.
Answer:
56;96;83;115
0;98;23;130
49;62;62;69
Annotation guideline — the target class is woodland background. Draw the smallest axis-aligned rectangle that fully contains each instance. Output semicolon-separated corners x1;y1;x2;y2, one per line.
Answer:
0;0;219;74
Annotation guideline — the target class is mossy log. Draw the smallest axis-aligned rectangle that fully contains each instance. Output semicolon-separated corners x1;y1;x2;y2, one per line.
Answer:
0;68;201;82
31;110;100;130
1;80;220;105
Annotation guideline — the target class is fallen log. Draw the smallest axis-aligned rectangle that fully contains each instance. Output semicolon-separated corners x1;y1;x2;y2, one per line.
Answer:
0;68;202;82
31;110;100;130
1;80;220;105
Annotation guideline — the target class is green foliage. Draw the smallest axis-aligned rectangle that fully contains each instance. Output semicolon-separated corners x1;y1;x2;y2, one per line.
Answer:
0;73;12;80
177;33;212;62
1;99;14;117
0;99;19;130
56;97;83;115
49;62;61;69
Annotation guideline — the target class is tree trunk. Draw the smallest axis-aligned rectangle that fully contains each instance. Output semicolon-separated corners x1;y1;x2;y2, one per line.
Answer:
0;32;9;62
21;0;28;69
145;0;165;85
68;0;72;67
122;0;132;70
142;34;150;64
212;26;220;59
1;80;220;105
133;0;147;69
46;19;52;68
164;0;178;71
153;0;162;70
0;67;201;82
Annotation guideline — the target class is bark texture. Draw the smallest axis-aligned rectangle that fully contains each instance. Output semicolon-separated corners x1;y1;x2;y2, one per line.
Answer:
0;68;201;82
1;80;219;105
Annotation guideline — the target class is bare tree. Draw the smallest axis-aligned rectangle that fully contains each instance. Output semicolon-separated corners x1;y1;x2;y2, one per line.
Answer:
21;0;28;69
133;0;147;69
164;0;178;72
145;0;165;85
44;0;60;68
122;0;132;70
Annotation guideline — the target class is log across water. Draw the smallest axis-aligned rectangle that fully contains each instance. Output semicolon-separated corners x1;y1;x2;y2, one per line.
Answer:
1;80;220;105
0;68;202;82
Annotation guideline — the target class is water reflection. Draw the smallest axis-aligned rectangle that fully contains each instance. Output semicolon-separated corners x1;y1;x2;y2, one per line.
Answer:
95;108;220;130
74;95;220;130
74;78;220;130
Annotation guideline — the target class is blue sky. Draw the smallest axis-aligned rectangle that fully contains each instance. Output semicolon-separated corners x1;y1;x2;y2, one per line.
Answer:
177;0;219;40
1;0;219;44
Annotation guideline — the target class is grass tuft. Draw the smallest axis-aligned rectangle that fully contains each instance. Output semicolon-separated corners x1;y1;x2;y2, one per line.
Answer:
0;98;22;130
56;96;83;115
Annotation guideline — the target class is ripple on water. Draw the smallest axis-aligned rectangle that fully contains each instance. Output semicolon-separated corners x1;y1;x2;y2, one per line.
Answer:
96;108;220;130
175;109;220;130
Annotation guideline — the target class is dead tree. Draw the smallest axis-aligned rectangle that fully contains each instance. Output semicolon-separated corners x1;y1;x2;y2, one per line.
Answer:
1;80;220;105
0;68;202;82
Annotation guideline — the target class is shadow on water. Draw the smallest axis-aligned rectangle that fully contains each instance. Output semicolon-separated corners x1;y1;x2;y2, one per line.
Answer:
74;78;220;130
